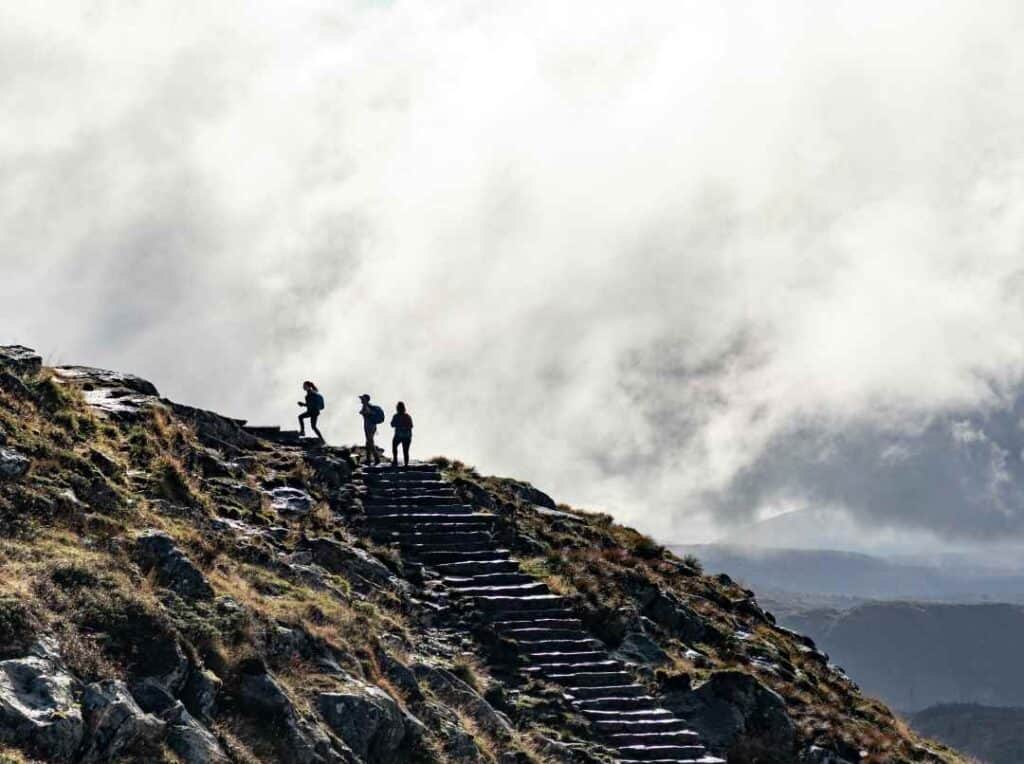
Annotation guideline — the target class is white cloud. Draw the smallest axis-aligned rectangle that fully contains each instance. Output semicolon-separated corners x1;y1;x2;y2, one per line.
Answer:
4;1;1024;545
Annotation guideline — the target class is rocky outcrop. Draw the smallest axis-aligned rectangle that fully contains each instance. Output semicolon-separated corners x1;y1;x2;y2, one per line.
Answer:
135;530;215;600
412;663;512;739
269;486;314;516
663;670;796;758
237;662;353;763
79;680;165;763
316;675;425;763
0;639;83;761
131;678;228;764
0;345;42;376
0;447;30;481
303;536;396;589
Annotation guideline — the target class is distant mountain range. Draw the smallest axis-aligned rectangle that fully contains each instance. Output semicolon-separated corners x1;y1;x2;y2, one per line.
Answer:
910;704;1024;764
671;543;1024;603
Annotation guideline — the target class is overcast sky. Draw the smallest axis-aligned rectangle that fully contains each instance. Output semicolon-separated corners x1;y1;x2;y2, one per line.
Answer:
4;1;1024;551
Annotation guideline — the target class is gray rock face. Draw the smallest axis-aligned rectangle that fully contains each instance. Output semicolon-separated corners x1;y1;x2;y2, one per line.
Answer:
664;670;796;758
129;677;227;762
181;665;221;724
269;486;314;515
317;676;421;763
0;345;42;376
135;530;215;600
412;663;512;738
304;537;394;589
79;680;166;763
613;630;670;666
0;448;30;481
801;744;858;764
238;667;353;764
635;585;711;644
53;366;160;421
0;639;83;761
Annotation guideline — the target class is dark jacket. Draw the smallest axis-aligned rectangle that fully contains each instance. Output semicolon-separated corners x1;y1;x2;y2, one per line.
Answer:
391;412;413;439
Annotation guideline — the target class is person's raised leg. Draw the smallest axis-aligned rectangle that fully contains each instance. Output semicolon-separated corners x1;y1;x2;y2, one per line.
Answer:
402;438;410;467
298;411;309;436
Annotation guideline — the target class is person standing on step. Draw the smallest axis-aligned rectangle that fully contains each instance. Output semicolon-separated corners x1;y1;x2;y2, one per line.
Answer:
359;393;384;465
390;401;414;467
297;381;325;442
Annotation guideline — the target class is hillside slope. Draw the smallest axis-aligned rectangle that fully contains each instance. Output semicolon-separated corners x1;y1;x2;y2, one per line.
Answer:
780;602;1024;712
909;704;1024;764
0;345;963;763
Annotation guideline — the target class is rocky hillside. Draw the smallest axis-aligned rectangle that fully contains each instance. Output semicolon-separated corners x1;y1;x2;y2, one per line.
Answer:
0;345;965;763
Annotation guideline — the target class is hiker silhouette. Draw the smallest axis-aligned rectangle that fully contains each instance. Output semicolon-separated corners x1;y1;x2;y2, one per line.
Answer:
297;381;324;442
359;394;384;465
391;401;414;467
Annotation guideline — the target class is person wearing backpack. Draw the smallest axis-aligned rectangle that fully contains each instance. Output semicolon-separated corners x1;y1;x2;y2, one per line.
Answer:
298;381;325;442
359;393;384;465
390;401;414;467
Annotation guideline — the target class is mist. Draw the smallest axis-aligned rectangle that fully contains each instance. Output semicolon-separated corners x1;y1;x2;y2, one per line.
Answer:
4;1;1024;546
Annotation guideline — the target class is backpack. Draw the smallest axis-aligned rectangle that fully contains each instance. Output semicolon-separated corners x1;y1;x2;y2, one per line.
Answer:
370;404;385;425
311;392;325;412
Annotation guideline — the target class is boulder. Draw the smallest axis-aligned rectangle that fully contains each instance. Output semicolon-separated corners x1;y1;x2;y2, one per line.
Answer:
0;448;30;481
637;587;711;645
801;744;859;764
79;680;165;763
506;480;556;509
317;676;422;763
0;639;83;761
0;346;41;377
613;631;670;667
303;537;394;589
268;486;314;515
663;670;795;758
130;679;228;764
135;530;214;600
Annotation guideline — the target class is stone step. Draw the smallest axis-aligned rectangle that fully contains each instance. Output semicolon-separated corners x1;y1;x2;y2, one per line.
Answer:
368;491;460;502
566;684;649;701
608;731;703;747
364;478;449;490
571;696;658;712
518;639;603;653
493;617;582;631
475;594;565;612
545;671;635;689
367;514;494;528
403;542;496;556
414;549;512;564
530;651;609;666
615;747;710;763
364;504;475;516
387;530;492;545
583;709;676;722
450;582;550;597
442;573;535;587
616;756;723;764
434;559;521;575
360;463;438;474
364;495;461;507
502;627;593;641
593;717;691;734
527;660;624;677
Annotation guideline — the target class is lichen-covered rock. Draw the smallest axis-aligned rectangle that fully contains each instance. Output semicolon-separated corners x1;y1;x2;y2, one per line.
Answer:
135;529;215;600
130;678;228;764
79;679;166;763
0;639;83;761
664;670;796;758
317;676;423;763
0;448;30;481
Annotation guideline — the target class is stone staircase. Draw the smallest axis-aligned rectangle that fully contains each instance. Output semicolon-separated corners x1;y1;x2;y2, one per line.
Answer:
242;424;323;447
359;463;724;764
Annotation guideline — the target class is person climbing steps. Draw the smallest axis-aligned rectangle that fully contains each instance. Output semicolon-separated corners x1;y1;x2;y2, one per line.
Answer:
390;401;413;467
297;381;325;442
359;393;385;465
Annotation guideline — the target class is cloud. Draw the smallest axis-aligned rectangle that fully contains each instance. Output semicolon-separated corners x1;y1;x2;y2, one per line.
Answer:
4;1;1024;546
